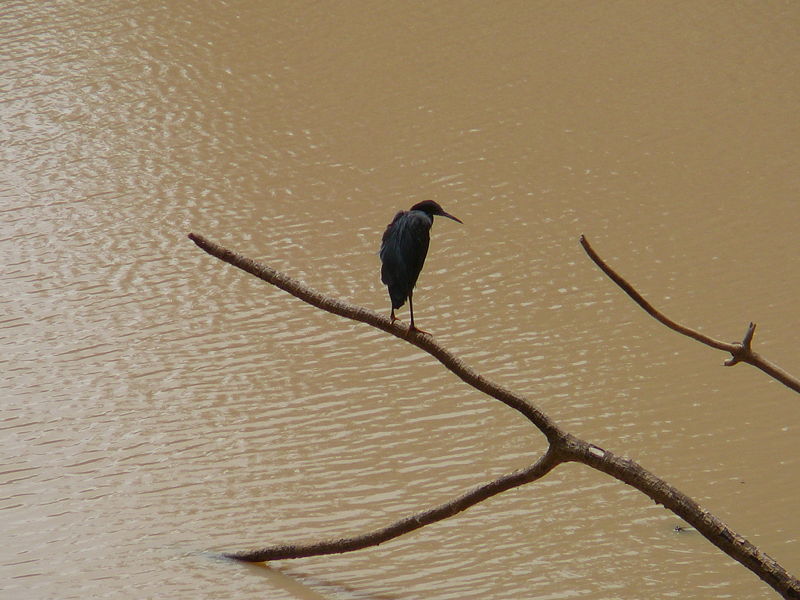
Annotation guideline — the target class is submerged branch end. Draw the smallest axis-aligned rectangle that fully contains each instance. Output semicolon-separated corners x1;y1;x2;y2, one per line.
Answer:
223;450;562;562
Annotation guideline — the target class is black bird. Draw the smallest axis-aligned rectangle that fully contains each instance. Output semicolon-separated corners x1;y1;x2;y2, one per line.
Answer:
379;200;462;332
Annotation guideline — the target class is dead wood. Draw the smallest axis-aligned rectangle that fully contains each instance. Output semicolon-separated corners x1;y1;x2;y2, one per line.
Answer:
189;232;800;599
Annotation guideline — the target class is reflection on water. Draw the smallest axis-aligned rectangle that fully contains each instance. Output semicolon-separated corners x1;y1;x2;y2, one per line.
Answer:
2;1;798;599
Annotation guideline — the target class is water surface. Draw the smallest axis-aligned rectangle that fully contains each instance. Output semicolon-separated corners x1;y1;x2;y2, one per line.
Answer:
2;2;799;598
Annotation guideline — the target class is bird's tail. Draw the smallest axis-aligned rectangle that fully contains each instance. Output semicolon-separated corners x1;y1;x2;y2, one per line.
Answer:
388;285;407;310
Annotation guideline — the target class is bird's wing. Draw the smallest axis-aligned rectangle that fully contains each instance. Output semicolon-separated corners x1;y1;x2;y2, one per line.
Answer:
380;211;405;248
402;212;431;284
379;212;407;286
380;211;431;288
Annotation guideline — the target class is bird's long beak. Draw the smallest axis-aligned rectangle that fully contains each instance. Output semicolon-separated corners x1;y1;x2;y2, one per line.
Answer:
441;211;463;224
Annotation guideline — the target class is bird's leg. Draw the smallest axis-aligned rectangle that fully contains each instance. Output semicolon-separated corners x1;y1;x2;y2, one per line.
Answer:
389;308;399;324
407;293;429;335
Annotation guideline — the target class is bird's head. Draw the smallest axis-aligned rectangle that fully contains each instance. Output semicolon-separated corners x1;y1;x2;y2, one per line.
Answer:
410;200;463;224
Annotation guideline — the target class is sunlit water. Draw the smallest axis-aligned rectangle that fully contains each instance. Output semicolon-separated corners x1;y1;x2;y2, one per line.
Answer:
3;2;799;599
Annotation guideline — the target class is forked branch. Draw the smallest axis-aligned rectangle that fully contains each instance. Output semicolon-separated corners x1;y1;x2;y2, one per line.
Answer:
580;235;800;394
189;233;800;599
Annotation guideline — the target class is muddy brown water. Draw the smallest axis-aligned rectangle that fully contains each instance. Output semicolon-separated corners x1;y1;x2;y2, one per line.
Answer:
3;2;799;598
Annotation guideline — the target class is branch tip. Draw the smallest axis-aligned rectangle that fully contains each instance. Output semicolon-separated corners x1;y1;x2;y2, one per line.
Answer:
742;322;756;349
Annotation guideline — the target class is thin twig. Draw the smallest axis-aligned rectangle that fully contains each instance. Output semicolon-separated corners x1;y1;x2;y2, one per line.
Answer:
580;235;800;394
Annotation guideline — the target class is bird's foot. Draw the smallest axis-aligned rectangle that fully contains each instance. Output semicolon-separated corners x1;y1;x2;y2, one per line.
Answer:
408;324;430;336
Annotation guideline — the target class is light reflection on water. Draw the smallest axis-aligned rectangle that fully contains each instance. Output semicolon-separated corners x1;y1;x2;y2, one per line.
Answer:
3;1;799;599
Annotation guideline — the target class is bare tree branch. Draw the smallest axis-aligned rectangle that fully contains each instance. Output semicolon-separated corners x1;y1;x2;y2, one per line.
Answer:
189;233;800;599
224;449;561;561
580;235;800;394
564;436;799;599
187;233;561;442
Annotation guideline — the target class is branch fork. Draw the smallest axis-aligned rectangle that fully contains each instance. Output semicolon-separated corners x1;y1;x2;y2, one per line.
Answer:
725;322;757;366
